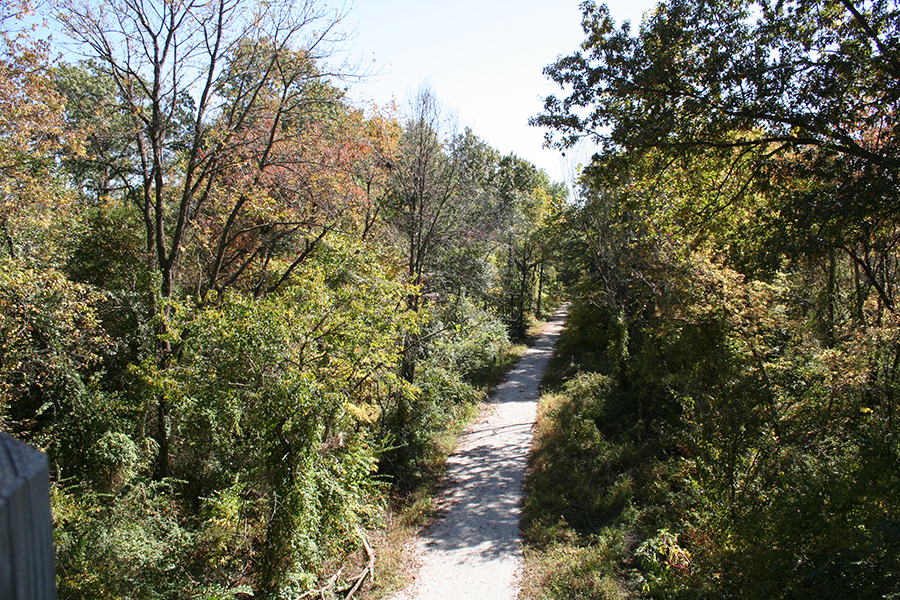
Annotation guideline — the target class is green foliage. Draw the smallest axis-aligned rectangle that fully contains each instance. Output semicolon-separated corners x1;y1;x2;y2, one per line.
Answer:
426;295;511;380
523;368;687;598
526;0;900;597
66;203;147;292
0;258;110;442
524;257;900;599
0;2;562;596
54;480;194;600
134;239;403;593
379;296;514;488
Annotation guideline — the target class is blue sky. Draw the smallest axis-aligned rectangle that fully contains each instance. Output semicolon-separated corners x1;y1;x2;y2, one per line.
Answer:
345;0;659;183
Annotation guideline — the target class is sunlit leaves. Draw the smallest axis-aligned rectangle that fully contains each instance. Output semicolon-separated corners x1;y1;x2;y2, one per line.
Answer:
0;258;108;438
0;0;80;263
0;0;559;595
124;238;411;592
528;0;900;597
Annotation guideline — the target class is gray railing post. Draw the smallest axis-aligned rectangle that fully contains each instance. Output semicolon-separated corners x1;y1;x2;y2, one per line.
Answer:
0;432;58;600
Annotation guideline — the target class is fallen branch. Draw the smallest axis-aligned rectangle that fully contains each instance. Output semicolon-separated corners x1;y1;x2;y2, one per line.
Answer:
343;528;375;599
298;527;375;600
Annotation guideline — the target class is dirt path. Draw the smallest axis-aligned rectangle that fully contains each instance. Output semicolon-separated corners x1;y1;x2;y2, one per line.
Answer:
389;304;569;600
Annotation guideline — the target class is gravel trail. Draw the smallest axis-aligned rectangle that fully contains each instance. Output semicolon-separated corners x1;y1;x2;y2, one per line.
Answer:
389;304;568;600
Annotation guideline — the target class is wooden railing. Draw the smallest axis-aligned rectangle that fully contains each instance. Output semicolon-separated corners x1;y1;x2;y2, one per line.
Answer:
0;432;58;600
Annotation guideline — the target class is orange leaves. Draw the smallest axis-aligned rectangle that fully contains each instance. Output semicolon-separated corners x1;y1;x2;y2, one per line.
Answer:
197;89;395;295
0;9;82;263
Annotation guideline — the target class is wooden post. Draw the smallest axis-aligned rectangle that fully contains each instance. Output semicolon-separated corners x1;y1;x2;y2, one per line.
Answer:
0;432;58;600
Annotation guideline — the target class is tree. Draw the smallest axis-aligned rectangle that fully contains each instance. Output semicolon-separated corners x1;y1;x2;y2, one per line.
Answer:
536;0;899;169
381;85;464;381
54;0;356;301
493;155;563;336
523;2;900;596
388;86;461;300
53;0;357;478
429;127;503;298
534;0;900;304
0;0;75;263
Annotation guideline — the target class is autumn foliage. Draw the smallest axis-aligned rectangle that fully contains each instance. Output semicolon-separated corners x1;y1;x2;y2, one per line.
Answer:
0;0;564;596
523;0;900;598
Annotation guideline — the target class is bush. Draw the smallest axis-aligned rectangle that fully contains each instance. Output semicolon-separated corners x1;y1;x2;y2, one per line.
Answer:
525;253;900;600
54;480;195;600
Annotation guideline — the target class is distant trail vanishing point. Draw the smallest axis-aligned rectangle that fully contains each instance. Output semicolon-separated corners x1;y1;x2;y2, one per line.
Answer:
389;304;569;600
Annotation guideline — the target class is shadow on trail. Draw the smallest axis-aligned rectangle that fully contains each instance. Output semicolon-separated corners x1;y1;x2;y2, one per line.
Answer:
389;304;569;600
420;431;533;561
415;304;571;562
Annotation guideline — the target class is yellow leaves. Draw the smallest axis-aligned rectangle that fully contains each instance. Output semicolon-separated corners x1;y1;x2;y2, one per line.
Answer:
0;258;104;341
343;401;378;424
811;345;867;391
668;253;789;340
0;24;66;152
635;529;693;583
0;18;84;264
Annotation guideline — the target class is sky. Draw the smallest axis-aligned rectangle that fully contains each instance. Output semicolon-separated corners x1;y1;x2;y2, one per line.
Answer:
343;0;659;184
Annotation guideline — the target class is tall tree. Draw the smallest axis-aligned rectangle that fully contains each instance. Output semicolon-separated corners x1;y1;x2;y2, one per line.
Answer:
494;155;562;336
0;0;73;263
383;85;463;381
533;0;900;304
54;0;353;301
389;87;460;301
54;0;357;478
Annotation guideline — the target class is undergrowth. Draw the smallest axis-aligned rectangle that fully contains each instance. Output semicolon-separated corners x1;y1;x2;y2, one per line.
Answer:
522;280;900;600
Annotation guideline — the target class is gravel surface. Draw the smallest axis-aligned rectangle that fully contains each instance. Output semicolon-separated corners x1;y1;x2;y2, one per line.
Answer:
389;305;568;600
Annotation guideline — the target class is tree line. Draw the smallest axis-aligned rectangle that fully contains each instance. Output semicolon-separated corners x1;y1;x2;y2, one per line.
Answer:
0;0;564;596
523;0;899;598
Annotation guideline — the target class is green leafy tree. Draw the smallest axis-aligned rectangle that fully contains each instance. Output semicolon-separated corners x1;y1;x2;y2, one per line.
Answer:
494;156;564;336
534;0;900;303
525;2;900;597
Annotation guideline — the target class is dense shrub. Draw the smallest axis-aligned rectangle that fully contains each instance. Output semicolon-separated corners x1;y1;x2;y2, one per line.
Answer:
378;296;512;488
524;254;900;599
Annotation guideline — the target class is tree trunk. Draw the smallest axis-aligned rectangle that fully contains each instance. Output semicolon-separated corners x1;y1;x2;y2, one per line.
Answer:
536;259;544;318
824;248;836;348
153;394;169;480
